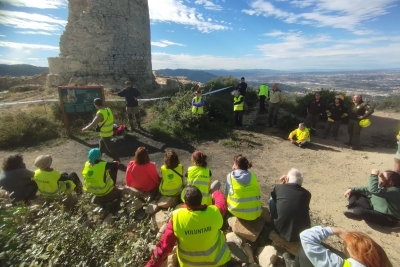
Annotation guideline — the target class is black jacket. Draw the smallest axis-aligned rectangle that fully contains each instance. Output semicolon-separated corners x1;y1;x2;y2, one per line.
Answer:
307;98;326;115
348;101;374;120
326;102;348;121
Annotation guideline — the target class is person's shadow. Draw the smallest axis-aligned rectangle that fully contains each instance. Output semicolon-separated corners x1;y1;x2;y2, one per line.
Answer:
365;221;400;234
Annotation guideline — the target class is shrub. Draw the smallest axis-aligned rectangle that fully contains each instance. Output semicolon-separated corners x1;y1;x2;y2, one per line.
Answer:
278;115;301;131
370;96;400;112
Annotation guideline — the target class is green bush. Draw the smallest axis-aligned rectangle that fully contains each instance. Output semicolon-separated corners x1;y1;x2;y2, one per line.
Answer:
245;89;259;108
278;115;301;131
0;196;156;266
370;96;400;112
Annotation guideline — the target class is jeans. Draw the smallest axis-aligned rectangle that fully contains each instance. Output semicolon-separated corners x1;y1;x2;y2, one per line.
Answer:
234;111;243;127
268;103;280;125
259;96;266;112
324;120;341;137
305;113;320;130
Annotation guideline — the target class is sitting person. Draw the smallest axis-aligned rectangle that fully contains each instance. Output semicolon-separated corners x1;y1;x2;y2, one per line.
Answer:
270;168;311;242
159;150;183;197
282;226;393;267
146;185;231;267
0;154;37;203
34;155;83;198
226;154;262;220
394;130;400;173
182;151;212;205
82;148;121;205
288;123;310;148
126;147;160;197
343;169;400;227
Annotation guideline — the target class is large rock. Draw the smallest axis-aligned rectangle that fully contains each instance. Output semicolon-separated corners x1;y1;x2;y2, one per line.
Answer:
227;216;237;229
126;198;144;212
243;243;255;263
227;242;249;264
269;231;302;255
157;196;179;209
232;216;265;242
146;201;159;214
226;232;243;247
257;246;278;267
152;210;171;229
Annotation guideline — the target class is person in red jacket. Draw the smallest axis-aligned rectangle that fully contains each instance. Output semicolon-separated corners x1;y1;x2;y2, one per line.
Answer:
125;147;160;196
146;182;228;267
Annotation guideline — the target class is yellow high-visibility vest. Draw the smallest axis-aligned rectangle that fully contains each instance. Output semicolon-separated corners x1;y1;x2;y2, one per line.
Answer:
97;108;114;137
234;95;244;111
34;169;75;197
159;164;183;197
181;166;212;205
192;97;204;114
227;172;262;220
172;206;231;267
259;84;269;97
82;161;114;196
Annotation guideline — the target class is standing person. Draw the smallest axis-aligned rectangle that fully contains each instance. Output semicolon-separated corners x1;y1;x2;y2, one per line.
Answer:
159;150;184;197
146;185;231;267
82;98;120;162
114;81;142;131
394;130;400;173
0;154;37;203
237;77;247;109
345;94;374;150
226;154;262;220
82;148;121;205
288;123;311;148
258;83;269;114
268;83;283;127
33;155;83;197
233;90;244;128
191;90;205;115
270;168;311;242
322;95;348;140
304;91;325;133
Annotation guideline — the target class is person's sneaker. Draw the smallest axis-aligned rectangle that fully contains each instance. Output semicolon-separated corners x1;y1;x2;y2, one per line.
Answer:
210;180;221;194
344;141;352;146
343;209;362;221
282;252;294;267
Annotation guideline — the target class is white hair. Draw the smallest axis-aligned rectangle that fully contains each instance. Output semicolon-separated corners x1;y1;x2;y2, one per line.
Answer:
287;168;303;185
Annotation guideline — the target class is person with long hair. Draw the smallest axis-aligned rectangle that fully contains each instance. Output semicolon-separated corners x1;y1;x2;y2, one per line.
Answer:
343;169;400;227
126;147;160;195
0;154;37;203
159;150;183;197
282;226;393;267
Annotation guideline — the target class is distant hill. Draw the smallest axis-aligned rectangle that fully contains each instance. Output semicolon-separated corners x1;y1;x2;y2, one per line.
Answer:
0;64;49;76
205;69;286;77
154;69;217;83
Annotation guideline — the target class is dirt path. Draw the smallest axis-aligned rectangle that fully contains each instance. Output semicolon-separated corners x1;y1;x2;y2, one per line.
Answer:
1;110;400;262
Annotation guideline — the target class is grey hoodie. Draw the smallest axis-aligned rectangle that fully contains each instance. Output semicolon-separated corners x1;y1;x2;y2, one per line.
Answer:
226;169;252;194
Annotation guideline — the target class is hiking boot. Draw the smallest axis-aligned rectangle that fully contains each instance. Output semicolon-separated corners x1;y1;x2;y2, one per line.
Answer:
343;209;362;221
282;252;294;267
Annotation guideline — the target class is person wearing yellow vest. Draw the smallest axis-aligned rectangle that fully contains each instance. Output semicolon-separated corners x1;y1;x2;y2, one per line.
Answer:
82;148;121;206
226;154;262;220
82;98;120;162
288;123;310;148
282;226;393;267
191;90;205;115
146;185;231;267
233;90;244;128
159;150;184;197
33;155;82;198
182;151;213;205
258;83;269;114
394;130;400;173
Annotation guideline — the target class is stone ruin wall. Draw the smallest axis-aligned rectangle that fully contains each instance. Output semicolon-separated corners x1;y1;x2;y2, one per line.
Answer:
47;0;155;90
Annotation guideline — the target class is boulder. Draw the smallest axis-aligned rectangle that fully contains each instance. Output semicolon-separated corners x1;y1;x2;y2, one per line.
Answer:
226;232;243;247
257;246;278;267
152;210;171;229
232;216;265;242
227;242;249;264
146;201;159;214
126;198;144;212
269;231;302;255
243;243;255;263
157;196;179;209
227;216;237;228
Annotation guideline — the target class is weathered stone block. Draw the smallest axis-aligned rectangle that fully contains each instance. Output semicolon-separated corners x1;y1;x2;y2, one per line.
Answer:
269;230;302;255
232;216;265;242
157;196;179;209
152;210;171;229
226;232;243;247
257;246;278;267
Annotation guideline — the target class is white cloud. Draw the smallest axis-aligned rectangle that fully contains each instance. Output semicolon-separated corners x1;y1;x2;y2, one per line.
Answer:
0;0;67;9
0;10;66;33
151;40;185;47
148;0;229;33
243;0;398;34
194;0;223;11
16;31;53;35
0;41;59;51
0;34;5;37
263;30;285;37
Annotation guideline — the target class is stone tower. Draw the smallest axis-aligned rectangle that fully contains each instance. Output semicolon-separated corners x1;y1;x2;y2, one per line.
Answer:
47;0;154;90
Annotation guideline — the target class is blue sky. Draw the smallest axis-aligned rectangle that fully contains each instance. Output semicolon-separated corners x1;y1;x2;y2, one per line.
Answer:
0;0;399;70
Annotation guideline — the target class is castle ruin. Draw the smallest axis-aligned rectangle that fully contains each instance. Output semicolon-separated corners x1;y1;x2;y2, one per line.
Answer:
47;0;154;90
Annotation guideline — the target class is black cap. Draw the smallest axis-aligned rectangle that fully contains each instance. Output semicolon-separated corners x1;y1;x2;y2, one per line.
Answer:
93;98;103;106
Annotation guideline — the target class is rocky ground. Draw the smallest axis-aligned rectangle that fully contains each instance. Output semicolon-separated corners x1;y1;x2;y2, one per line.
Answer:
1;107;399;265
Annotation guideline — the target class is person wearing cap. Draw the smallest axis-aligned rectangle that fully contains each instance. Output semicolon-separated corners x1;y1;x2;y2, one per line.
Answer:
267;83;283;127
191;90;205;115
233;90;244;128
114;81;142;131
258;83;269;114
322;95;348;140
304;91;326;133
288;123;311;148
82;98;120;162
146;184;231;267
345;94;374;150
226;154;262;221
82;148;121;204
33;155;83;198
